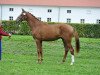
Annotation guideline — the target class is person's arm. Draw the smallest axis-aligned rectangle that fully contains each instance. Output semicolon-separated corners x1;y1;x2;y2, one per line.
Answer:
0;30;9;36
0;28;11;37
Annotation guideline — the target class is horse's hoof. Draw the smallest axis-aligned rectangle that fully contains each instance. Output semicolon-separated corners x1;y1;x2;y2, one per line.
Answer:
38;61;42;64
61;60;65;64
62;60;65;62
61;62;64;64
37;60;42;64
41;59;43;61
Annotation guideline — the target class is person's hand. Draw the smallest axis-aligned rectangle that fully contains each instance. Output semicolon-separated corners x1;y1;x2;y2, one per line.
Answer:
8;33;12;38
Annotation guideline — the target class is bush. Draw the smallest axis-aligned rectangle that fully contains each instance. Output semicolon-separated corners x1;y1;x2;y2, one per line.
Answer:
2;21;19;34
1;21;100;38
2;21;31;35
69;23;100;38
18;21;31;35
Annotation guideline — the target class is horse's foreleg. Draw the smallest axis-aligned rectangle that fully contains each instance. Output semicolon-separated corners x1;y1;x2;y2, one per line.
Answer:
40;41;43;61
36;39;42;64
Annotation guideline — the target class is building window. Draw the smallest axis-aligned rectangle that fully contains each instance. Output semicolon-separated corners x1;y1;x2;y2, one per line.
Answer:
37;17;41;21
48;9;52;13
9;16;13;20
67;10;71;13
9;8;14;11
67;18;71;23
80;19;85;24
47;18;51;22
97;19;100;24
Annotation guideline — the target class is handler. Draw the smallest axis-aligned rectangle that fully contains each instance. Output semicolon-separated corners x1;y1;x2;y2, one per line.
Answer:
0;23;11;60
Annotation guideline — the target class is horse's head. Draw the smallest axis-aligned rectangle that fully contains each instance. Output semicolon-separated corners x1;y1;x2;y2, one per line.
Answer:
16;9;27;24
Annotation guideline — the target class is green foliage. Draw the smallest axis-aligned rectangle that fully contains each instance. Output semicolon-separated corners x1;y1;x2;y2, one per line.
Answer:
2;21;100;38
2;21;19;34
67;23;100;38
18;21;31;35
2;21;31;35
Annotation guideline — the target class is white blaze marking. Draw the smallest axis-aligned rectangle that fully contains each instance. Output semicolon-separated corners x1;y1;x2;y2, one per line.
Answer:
23;13;26;15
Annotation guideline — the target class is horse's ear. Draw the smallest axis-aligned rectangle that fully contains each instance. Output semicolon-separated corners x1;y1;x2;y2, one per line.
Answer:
22;9;26;15
22;8;25;12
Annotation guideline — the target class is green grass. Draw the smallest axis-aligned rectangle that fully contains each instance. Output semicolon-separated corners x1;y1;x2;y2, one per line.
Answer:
0;35;100;75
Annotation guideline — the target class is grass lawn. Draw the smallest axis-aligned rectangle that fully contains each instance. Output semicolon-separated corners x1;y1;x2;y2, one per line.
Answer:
0;35;100;75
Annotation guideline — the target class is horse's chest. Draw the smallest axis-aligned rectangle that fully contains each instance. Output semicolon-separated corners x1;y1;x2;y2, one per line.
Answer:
32;30;41;39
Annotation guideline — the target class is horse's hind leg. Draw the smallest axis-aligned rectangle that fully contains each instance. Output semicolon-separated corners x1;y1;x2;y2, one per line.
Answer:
62;39;69;62
67;42;75;65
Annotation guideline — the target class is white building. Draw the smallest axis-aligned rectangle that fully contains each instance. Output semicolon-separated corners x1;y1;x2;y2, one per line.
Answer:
0;0;100;24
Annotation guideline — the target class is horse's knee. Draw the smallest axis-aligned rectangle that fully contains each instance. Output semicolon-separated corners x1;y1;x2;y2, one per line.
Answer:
62;59;66;62
70;49;74;52
37;51;40;55
70;49;74;55
67;44;74;54
40;51;42;54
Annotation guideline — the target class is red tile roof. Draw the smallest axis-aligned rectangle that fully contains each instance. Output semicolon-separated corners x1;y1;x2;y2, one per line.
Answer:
0;0;100;7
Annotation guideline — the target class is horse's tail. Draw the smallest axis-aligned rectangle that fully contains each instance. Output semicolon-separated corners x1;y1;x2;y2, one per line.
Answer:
74;30;80;53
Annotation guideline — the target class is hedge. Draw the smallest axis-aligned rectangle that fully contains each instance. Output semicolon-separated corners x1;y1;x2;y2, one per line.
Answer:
2;21;100;38
69;23;100;38
2;21;31;35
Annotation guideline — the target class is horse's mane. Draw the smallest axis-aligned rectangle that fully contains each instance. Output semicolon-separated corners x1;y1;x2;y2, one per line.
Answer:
27;12;47;25
27;12;40;21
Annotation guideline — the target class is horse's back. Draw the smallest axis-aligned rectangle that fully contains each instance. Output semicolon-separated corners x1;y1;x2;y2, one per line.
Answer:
47;23;74;34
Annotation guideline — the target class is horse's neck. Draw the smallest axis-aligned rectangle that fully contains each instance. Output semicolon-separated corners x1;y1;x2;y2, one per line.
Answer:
26;15;44;30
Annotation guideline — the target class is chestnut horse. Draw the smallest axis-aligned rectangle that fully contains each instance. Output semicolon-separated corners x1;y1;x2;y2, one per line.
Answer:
16;9;80;65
